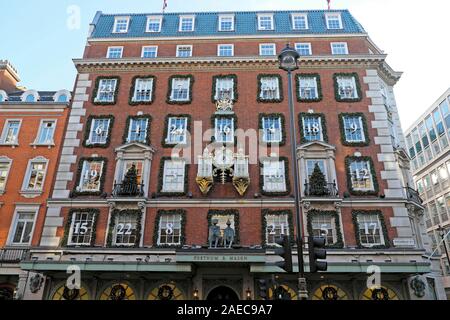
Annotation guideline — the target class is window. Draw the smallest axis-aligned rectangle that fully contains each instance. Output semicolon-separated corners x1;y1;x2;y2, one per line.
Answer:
218;44;234;57
439;99;450;131
356;213;385;247
302;115;323;142
265;214;289;245
259;77;280;101
258;14;274;30
215;117;235;143
311;214;336;245
107;47;123;59
25;94;36;102
146;16;162;32
418;123;429;148
335;75;359;100
94;78;118;103
86;117;111;146
0;93;4;102
78;160;104;192
433;108;445;136
219;15;234;31
23;160;47;191
331;42;348;55
132;78;154;102
126;117;149;144
176;45;193;58
166;117;188;145
1;120;21;144
57;95;68;103
170;77;191;102
141;46;158;58
162;159;186;193
10;211;36;245
406;134;415;158
113;17;129;33
341;114;366;143
158;213;182;246
425;116;437;142
349;159;375;191
214;77;235;101
292;14;308;30
123;161;144;184
179;16;195;32
259;43;276;56
113;213;140;247
262;160;287;192
262;116;282;143
298;76;319;100
0;160;11;192
36;120;56;145
67;210;97;246
295;43;312;56
306;159;327;181
325;13;343;29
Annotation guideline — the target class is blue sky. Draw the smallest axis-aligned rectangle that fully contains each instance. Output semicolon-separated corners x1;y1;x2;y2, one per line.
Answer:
0;0;449;128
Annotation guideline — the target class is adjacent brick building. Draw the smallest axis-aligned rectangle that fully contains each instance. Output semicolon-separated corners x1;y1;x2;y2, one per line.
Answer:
15;9;444;300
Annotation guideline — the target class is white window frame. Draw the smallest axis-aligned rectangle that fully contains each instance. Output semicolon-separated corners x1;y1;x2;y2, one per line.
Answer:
166;117;188;145
132;78;154;103
218;15;235;31
343;115;365;143
87;118;111;145
162;159;186;193
146;15;162;33
349;160;375;192
176;45;193;58
170;78;191;102
302;115;323;142
217;44;234;57
291;13;309;30
112;213;140;247
77;160;104;193
258;14;274;31
67;211;97;246
1;119;22;145
295;43;312;56
215;117;235;143
179;15;196;32
7;205;39;246
106;46;123;59
305;159;328;182
126;118;149;143
34;119;57;145
94;78;118;103
337;76;358;99
214;77;235;101
331;42;349;55
259;43;276;56
325;13;343;30
262;159;287;192
141;46;158;58
260;77;280;101
113;16;130;33
310;213;337;245
262;116;282;143
21;156;49;193
157;213;183;246
356;213;385;247
0;157;12;194
265;214;289;245
298;76;319;100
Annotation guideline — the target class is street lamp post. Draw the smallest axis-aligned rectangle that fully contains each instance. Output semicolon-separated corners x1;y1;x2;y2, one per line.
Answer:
278;44;308;300
437;225;450;267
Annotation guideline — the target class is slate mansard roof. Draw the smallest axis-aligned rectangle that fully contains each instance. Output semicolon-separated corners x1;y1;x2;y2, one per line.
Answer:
89;9;366;39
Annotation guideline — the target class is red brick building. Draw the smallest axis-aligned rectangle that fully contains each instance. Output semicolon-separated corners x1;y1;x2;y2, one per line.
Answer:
0;60;71;300
18;10;438;300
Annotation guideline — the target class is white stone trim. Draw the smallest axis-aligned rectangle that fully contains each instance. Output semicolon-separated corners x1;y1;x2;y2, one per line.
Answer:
7;204;40;246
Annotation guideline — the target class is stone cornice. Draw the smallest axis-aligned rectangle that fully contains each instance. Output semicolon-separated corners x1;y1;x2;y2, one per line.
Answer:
0;103;69;111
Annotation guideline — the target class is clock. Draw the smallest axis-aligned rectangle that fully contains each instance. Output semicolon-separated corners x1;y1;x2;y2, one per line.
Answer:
213;147;234;169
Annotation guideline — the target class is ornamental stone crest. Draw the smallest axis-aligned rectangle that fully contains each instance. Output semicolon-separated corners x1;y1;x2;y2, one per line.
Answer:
29;273;44;293
216;96;234;113
410;276;426;298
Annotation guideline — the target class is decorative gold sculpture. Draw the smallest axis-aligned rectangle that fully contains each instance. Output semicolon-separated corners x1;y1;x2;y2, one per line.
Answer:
196;176;214;195
232;177;250;196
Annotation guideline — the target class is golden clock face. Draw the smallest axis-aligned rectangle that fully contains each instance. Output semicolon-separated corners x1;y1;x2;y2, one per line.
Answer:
147;283;185;300
312;285;348;300
361;286;399;300
213;147;234;169
52;285;89;300
100;283;136;300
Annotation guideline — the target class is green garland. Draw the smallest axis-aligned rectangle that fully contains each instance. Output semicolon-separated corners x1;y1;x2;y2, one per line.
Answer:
345;156;380;196
106;209;143;248
207;209;240;245
128;75;156;106
71;157;108;197
161;114;192;148
295;73;323;102
122;114;152;145
298;112;328;144
166;75;195;105
261;209;294;248
210;114;238;145
211;74;238;103
352;210;390;249
333;73;363;103
257;74;284;103
156;156;189;197
91;76;120;106
306;209;344;249
338;113;370;147
82;115;115;148
259;156;291;197
61;208;100;247
153;209;187;248
258;113;286;146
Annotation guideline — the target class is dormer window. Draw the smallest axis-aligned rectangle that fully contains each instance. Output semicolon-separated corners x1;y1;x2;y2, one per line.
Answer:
0;90;7;102
146;16;162;32
292;14;308;30
179;16;195;32
258;14;274;31
21;90;39;102
53;90;71;103
219;15;235;31
25;95;35;102
325;13;343;30
113;17;130;33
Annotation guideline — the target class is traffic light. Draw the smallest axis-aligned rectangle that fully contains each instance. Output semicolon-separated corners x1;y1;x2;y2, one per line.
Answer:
257;279;268;300
274;235;293;273
308;236;327;273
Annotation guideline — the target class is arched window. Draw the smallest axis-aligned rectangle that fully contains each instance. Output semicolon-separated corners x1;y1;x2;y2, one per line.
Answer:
0;94;4;102
25;94;36;102
0;90;8;102
21;90;39;102
53;90;71;103
57;94;68;103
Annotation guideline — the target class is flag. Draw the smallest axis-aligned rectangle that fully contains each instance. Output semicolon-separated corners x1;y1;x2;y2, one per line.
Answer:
327;0;331;10
163;0;168;12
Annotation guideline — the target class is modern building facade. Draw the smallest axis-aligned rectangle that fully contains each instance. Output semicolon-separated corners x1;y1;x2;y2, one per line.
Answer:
13;9;443;300
405;87;450;299
0;61;71;300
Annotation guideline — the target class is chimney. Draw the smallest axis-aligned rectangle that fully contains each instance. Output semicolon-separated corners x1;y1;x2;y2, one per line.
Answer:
0;60;21;92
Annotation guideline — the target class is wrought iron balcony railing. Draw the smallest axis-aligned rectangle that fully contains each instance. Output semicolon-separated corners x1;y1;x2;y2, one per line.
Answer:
405;185;423;205
112;183;145;197
304;182;339;197
0;248;29;263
